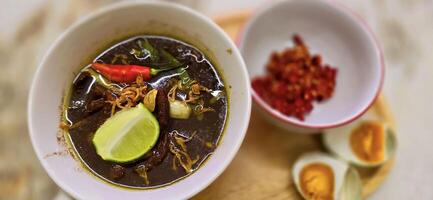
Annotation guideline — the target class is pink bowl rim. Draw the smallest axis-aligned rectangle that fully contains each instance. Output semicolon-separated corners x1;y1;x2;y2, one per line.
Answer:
236;0;385;129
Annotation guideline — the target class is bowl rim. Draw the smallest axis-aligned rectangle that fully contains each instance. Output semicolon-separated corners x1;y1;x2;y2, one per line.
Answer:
27;1;251;199
237;0;385;129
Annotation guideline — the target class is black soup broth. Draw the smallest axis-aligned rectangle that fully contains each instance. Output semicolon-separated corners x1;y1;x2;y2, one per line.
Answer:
64;36;227;188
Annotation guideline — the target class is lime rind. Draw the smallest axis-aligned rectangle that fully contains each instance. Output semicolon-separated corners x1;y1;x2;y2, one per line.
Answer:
92;103;160;163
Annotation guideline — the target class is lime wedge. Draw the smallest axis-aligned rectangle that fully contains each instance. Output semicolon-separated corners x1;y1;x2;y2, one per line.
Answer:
92;103;159;163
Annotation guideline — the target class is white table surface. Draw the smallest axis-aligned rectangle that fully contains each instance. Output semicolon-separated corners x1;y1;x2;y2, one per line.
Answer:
1;0;432;199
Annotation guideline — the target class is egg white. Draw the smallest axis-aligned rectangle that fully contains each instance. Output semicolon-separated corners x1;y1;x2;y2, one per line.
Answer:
323;112;394;167
292;152;348;200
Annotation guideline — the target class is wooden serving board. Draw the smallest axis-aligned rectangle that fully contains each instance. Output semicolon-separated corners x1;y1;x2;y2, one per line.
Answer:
193;11;395;200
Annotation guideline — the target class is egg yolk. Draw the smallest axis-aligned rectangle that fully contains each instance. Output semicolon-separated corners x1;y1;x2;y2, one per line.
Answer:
300;163;334;200
350;121;385;163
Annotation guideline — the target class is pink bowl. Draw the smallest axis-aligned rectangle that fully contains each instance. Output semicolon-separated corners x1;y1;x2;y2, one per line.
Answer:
238;0;384;133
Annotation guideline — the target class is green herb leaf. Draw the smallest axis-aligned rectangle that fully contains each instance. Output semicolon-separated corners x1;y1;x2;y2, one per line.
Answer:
177;67;192;86
139;39;159;62
130;48;145;58
161;49;181;68
131;39;160;61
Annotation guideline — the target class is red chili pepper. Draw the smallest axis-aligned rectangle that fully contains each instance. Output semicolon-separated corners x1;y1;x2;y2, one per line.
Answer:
91;63;175;83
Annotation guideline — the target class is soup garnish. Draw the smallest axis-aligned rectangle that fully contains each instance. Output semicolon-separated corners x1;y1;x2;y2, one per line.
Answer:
62;36;227;188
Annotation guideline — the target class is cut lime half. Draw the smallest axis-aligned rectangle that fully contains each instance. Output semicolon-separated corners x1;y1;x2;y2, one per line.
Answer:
92;103;160;163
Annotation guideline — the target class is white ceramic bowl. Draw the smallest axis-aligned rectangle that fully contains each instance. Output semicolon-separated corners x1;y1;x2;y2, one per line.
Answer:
239;0;384;133
27;1;251;199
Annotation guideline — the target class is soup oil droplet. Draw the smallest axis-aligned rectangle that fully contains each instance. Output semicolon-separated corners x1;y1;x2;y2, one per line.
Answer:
350;121;385;164
299;163;334;200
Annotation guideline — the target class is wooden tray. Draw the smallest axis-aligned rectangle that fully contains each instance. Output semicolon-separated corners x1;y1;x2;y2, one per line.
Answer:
193;11;395;200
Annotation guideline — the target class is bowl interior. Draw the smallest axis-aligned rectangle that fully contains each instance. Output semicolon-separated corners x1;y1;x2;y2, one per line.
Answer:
240;0;382;127
28;2;250;199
